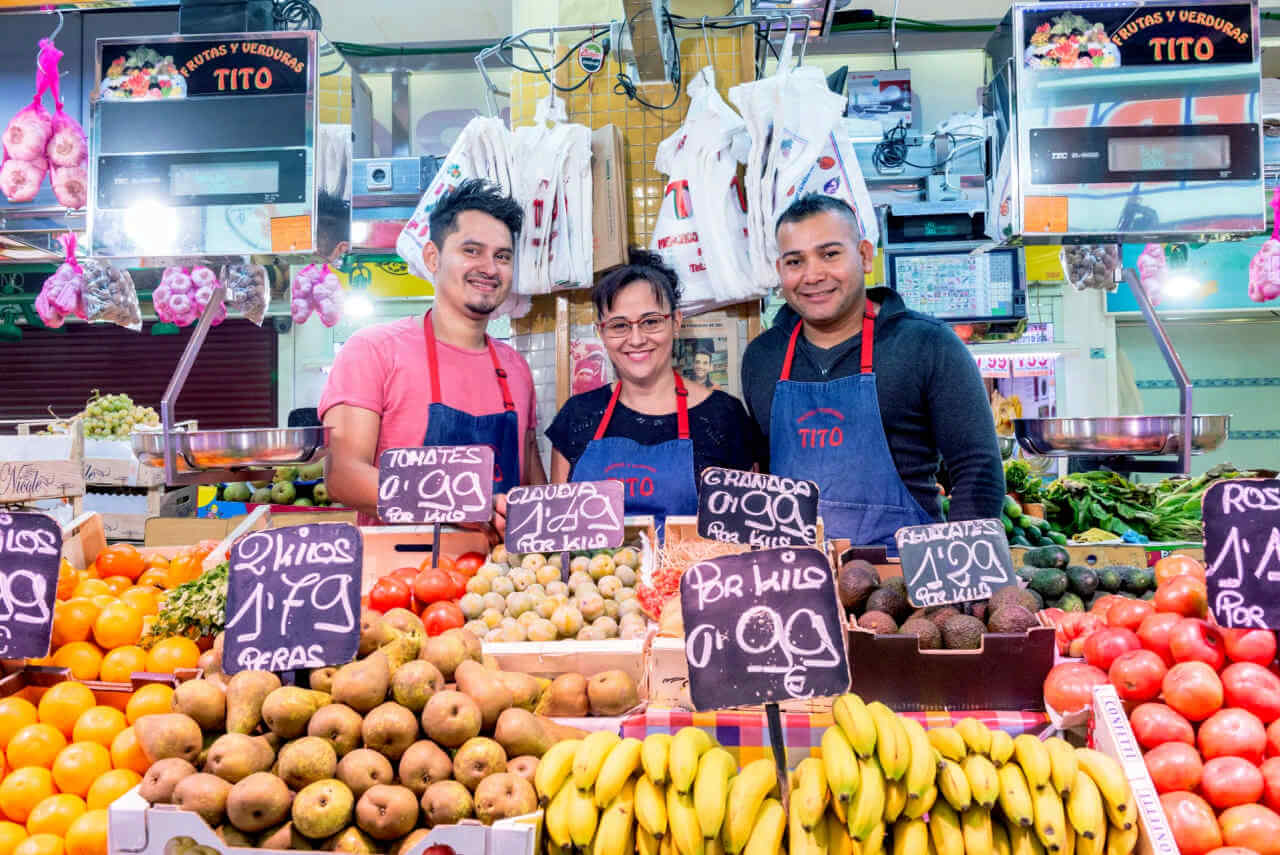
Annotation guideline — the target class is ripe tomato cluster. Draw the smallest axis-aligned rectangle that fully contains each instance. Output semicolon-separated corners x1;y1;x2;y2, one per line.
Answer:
364;551;487;636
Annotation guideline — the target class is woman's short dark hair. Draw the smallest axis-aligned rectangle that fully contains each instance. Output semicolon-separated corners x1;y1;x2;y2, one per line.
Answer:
592;248;682;317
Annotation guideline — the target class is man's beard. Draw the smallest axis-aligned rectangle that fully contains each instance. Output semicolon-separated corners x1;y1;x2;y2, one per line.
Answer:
464;298;499;316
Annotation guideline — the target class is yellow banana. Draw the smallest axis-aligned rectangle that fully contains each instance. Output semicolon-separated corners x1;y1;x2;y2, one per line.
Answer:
706;837;725;855
597;738;645;807
1060;829;1075;855
567;781;601;848
904;784;936;820
644;734;674;786
742;798;785;855
1076;827;1104;855
939;759;973;812
1104;824;1136;855
992;822;1011;855
790;798;827;855
956;718;992;757
997;762;1035;829
694;748;736;841
537;738;583;805
1066;770;1104;842
867;703;910;781
990;731;1015;768
861;824;887;855
928;801;965;855
546;781;574;848
961;807;994;855
627;832;638;855
662;831;678;855
722;759;778;854
823;726;862;806
668;786;705;855
1031;781;1067;853
1009;824;1047;855
832;794;848;824
892;818;928;855
828;808;857;855
639;826;662;855
901;717;936;804
575;731;623;791
962;754;1000;810
848;755;886;843
882;778;907;824
671;728;715;794
594;780;637;855
928;728;968;763
1044;739;1078;800
1074;751;1132;831
547;841;573;855
1013;736;1052;792
834;694;879;759
637;775;668;839
795;756;832;831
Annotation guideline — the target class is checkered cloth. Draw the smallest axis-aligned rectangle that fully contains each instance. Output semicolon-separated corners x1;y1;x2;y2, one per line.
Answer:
621;706;1050;767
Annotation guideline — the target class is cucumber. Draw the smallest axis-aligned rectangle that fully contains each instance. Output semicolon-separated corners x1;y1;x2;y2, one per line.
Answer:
1002;515;1015;536
1047;531;1068;546
1024;545;1071;570
1010;533;1031;547
1003;495;1023;519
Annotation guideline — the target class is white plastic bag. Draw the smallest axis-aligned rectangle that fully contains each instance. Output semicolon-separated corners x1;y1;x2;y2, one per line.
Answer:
1060;245;1119;292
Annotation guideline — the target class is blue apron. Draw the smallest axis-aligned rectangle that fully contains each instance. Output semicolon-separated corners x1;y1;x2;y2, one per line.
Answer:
769;308;935;548
571;371;699;530
422;311;521;494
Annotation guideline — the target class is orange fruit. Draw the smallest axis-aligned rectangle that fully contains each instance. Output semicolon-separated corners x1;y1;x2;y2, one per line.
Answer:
50;743;111;799
99;577;131;597
135;568;168;589
0;821;27;855
143;552;169;568
84;769;140;811
70;707;126;749
24;794;84;837
36;683;95;740
49;643;102;682
97;647;147;685
5;725;66;771
69;580;108;600
144;638;200;674
13;834;62;855
0;701;38;751
0;769;55;824
164;553;199;589
124;684;172;725
88;595;115;611
107;728;147;776
91;604;142;650
50;601;98;649
118;587;158;617
55;571;77;603
95;545;144;584
63;810;106;855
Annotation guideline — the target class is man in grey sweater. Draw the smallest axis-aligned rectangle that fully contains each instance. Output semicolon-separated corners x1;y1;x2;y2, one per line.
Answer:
741;194;1005;547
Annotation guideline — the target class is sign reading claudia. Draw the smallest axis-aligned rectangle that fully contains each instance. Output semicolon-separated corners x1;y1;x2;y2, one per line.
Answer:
100;36;309;100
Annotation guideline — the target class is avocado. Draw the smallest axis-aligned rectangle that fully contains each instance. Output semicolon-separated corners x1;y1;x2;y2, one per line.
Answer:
987;605;1039;634
1024;545;1071;570
866;586;910;623
1024;527;1044;547
838;560;881;614
1096;566;1124;593
1016;565;1038;582
927;607;962;634
899;618;943;650
857;611;899;635
1026;589;1045;611
1123;566;1156;595
1066;566;1099;599
989;585;1040;615
1029;568;1069;600
1054;592;1085;613
941;615;986;650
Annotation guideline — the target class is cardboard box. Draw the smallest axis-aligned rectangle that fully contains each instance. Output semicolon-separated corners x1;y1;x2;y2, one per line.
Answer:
360;525;492;594
143;510;359;546
1144;543;1204;567
1011;544;1149;568
591;125;628;272
0;420;85;505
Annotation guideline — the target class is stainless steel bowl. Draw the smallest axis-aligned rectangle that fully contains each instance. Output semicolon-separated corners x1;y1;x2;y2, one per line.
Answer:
1014;415;1230;457
998;435;1017;460
133;426;331;470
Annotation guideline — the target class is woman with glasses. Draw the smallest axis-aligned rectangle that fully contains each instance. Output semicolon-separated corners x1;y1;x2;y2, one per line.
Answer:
545;249;764;523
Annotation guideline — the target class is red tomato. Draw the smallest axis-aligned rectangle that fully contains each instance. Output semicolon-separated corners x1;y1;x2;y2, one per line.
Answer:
1269;719;1280;758
1200;708;1268;765
448;570;468;599
1220;804;1280;855
1160;791;1224;855
1154;576;1209;619
1144;742;1204;793
1109;649;1168;702
1201;756;1265;810
1138;612;1182;668
1043;662;1109;715
388;566;419;585
1170;618;1227;670
1092;594;1123;621
1223;662;1280;724
1206;849;1264;855
454;552;486;577
1108;599;1155;632
1084;628;1142;672
1155;553;1208;587
1223;629;1279;667
413;569;456;605
368;577;412;613
1163;661;1225;722
1261;757;1280;813
422;601;465;636
1130;702;1196;750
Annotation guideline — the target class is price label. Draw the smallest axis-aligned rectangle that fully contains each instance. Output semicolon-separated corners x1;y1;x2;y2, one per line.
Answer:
696;468;819;548
895;519;1016;608
0;512;61;659
223;523;362;674
1204;479;1280;629
377;446;495;525
679;547;849;710
505;481;625;554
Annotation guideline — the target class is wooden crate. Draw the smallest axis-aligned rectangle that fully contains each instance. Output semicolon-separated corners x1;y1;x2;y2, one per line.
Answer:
0;419;85;509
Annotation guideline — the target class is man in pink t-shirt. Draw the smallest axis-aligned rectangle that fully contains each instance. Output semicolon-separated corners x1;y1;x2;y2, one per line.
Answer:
320;180;546;525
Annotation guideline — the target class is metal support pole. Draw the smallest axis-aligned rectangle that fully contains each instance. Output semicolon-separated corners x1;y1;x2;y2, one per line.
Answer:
161;285;226;485
1121;267;1193;474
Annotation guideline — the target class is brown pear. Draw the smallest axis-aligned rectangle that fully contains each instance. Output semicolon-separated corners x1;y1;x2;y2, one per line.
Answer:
198;650;222;679
262;687;330;739
336;749;395;800
419;634;467;681
307;704;364;757
135;713;203;764
492;708;551;758
507;756;539;785
172;773;232;826
389;661;443;714
196;732;218;770
379;631;422;673
139;757;197;804
359;610;393;658
495;672;542;711
391;828;430;855
258;822;314;850
324;826;378;854
331;652;391;715
292;779;355;840
420;691;481;749
380;608;424;637
420;780;473;828
204;733;276;783
226;772;292;833
225;670;283;734
361;702;419;762
441;627;482;663
218;825;256;847
354;784;419;841
587;670;640;716
454;660;513;730
172;679;226;732
452;737;507;792
397;741;452;797
474;773;538;824
540;673;589;717
310;667;338;694
277;736;339;791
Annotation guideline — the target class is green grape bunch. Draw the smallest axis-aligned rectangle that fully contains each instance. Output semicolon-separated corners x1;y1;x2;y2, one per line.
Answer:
77;389;160;440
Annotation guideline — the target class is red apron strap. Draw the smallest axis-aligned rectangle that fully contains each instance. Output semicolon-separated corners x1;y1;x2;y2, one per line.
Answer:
424;310;515;411
860;306;877;375
593;381;625;442
486;339;517;413
780;323;803;381
592;371;691;441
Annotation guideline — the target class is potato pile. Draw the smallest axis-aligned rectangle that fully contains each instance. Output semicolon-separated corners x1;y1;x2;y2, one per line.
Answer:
136;609;638;853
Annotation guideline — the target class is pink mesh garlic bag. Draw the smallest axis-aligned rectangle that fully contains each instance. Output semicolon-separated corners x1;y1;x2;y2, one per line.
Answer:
34;232;85;328
44;38;87;210
153;265;226;327
0;39;62;203
1135;243;1169;307
291;263;344;327
1249;188;1280;304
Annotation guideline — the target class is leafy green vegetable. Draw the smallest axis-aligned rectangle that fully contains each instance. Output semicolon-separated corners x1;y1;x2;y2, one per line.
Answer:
142;561;228;646
1004;460;1046;504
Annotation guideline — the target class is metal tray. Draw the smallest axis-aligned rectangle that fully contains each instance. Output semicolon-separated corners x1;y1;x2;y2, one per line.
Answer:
1014;415;1230;457
133;426;330;470
998;435;1017;460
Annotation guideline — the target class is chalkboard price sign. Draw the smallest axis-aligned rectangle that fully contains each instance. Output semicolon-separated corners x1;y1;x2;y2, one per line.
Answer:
505;480;625;554
895;519;1015;608
1204;479;1280;629
0;512;61;659
377;446;495;525
223;523;362;674
696;468;820;548
679;547;849;710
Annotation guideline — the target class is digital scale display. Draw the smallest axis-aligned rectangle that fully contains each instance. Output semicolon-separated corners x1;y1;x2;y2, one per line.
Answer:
170;161;280;197
1108;135;1231;172
887;249;1024;322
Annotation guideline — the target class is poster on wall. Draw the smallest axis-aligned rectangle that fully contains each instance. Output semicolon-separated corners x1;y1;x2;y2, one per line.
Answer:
676;311;741;399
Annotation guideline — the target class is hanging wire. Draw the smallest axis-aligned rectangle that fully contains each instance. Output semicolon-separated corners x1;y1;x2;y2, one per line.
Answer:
47;8;65;42
495;27;611;94
613;4;682;111
273;0;322;31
